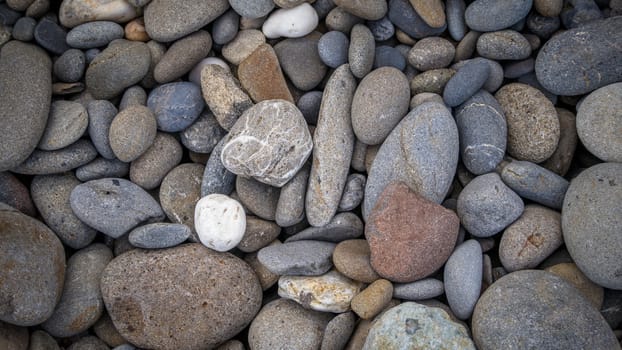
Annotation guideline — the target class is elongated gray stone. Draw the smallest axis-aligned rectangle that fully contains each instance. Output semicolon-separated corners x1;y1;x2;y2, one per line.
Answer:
258;240;336;276
498;160;569;210
444;239;482;320
11;140;98;175
275;163;310;227
201;138;236;196
128;223;191;249
286;212;364;243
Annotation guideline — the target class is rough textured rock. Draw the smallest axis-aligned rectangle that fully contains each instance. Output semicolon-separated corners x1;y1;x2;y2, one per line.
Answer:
200;64;253;131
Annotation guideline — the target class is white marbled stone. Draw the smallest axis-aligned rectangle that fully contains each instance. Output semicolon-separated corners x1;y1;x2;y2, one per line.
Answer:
194;194;246;252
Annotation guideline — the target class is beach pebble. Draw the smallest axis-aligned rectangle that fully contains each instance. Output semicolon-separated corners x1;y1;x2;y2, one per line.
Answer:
212;10;239;45
367;16;395;41
333;239;381;283
465;0;532;32
188;57;230;85
444;240;483;320
535;0;563;16
540;108;577;176
154;30;211;84
325;7;363;33
275;163;309;227
230;0;274;18
38;100;88;151
59;0;138;28
67;336;109;350
245;242;281;291
128;223;191;249
409;68;456;95
278;270;364;313
237;216;281;253
388;0;446;39
348;24;375;78
286;212;364;243
235;175;279;221
201;138;236;196
87;100;117;159
274;35;327;91
443;58;490;107
374;45;406;70
29;330;60;350
0;321;29;350
10;139;98;175
109;105;157;162
333;0;387;20
54;49;86;83
498;160;569;209
351;279;393;319
318;31;350;68
477;30;531;60
545;263;604;309
238;43;294;102
221;29;266;65
194;194;246;252
12;16;36;41
447;0;467;40
180;111;226;154
560;0;602;29
129;133;182;190
66;21;124;49
393;278;445;300
258;240;336;276
526;12;560;39
124;17;149;42
408;37;455;71
0;172;36;217
321;312;356;350
262;3;319;38
34;17;70;55
200;64;253;131
339;174;366;211
410;0;446;28
147;82;204;132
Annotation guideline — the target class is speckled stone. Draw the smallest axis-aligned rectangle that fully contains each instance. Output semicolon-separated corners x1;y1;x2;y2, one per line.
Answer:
10;139;98;175
86;100;117;159
465;0;533;32
129;133;182;190
498;160;569;209
409;68;456;95
0;172;36;217
93;313;127;348
443;58;490;107
472;270;619;350
38;100;88;151
321;311;356;350
333;0;387;20
0;208;65;326
348;24;375;79
76;158;129;181
66;21;124;49
237;216;281;253
541;108;577;176
393;278;445;300
109;105;157;162
128;223;191;249
275;163;310;227
212;9;239;45
446;0;466;41
408;37;455;71
222;29;266;65
180;112;226;154
388;0;446;39
244;242;281;291
545;263;604;309
351;279;393;319
235;175;280;221
526;12;560;39
367;16;395;41
238;43;294;103
59;0;138;28
562;162;622;289
477;30;531;60
286;212;364;243
332;239;381;283
338;174;366;211
444;240;482;320
200;64;253;131
101;244;262;350
159;163;204;241
258;240;336;276
325;7;363;33
201;138;236;197
53;49;86;83
274;35;327;91
154;30;212;83
147;82;204;132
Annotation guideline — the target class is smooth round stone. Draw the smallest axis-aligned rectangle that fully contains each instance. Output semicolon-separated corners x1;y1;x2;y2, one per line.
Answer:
321;312;356;350
495;83;560;163
53;49;86;83
352;66;410;145
34;17;70;55
10;139;98;175
38;100;88;151
109;105;157;162
274;35;327;91
348;24;375;79
333;0;387;20
363;102;459;219
363;302;475;349
237;44;293;103
367;16;395;41
221;100;312;187
339;173;366;211
0;209;65;326
66;21;124;49
393;278;445;300
41;244;112;337
222;29;266;65
325;7;363;33
465;0;532;32
444;240;483;320
200;64;253;131
124;17;149;42
286;212;364;243
444;59;490;107
59;0;137;28
180;112;226;154
102;244;262;350
194;194;246;252
201;138;236;196
296;91;322;125
212;9;239;45
230;0;274;18
278;270;363;313
374;45;406;70
12;16;36;41
31;174;97;249
545;263;604;309
447;0;467;41
408;37;455;71
129;133;182;190
576;82;622;162
526;12;560;39
237;216;280;253
236;176;279;220
139;40;166;88
29;330;60;350
388;0;446;39
472;270;619;349
275;163;310;227
143;0;227;42
70;178;164;238
0;172;36;217
262;3;319;38
455;90;506;175
188;57;230;86
248;298;332;350
147;82;204;132
85;39;150;99
477;30;531;60
0;41;52;172
258;240;336;276
87;100;117;159
562;163;622;289
409;68;456;95
351;279;393;319
498;160;569;209
154;30;212;84
457;173;524;238
333;239;380;283
128;223;191;249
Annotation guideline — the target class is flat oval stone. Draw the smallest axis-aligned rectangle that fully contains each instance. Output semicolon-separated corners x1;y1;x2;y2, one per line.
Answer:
286;212;364;243
535;17;622;96
498;160;569;210
262;3;319;39
212;9;239;45
408;37;455;71
444;240;483;320
388;0;446;39
59;0;138;28
11;139;98;175
333;0;387;20
348;24;375;79
457;173;524;238
200;64;253;131
472;270;619;349
562;162;622;289
181;111;226;154
109;105;157;162
34;18;70;55
306;65;356;226
258;240;336;276
274;35;327;91
393;278;445;300
0;41;51;172
465;0;532;32
221;100;312;187
325;7;363;33
333;239;380;283
455;90;507;175
540;108;577;176
229;0;273;18
363;102;459;219
66;21;124;49
201;138;236;196
38;100;88;151
101;244;262;349
477;30;531;60
237;216;280;253
147;82;204;132
154;30;212;84
76;158;129;181
129;132;182;190
0;209;65;326
70;178;165;238
447;0;467;41
238;43;294;103
275;163;310;227
278;270;363;313
54;49;86;83
87;100;117;159
128;223;190;249
443;59;490;107
318;31;350;68
41;244;112;337
352;66;410;145
410;68;456;95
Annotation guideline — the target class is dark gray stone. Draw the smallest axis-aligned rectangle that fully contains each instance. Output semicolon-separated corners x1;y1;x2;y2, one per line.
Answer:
147;82;204;132
275;36;327;91
443;59;490;107
11;139;98;175
180;111;226;154
12;16;36;41
321;312;356;350
229;0;273;18
526;12;560;39
34;17;70;55
201;138;236;196
67;336;109;350
29;330;60;350
0;3;21;25
601;289;622;329
498;160;569;210
388;0;446;39
154;30;212;84
0;172;36;217
373;45;406;70
465;0;532;32
503;57;534;79
447;0;467;41
285;212;364;243
54;49;86;83
313;0;337;19
76;158;129;181
318;30;349;68
477;30;531;60
236;176;280;221
296;90;323;125
66;21;124;49
367;16;394;41
560;0;602;29
212;9;239;45
86;100;117;159
444;240;483;320
258;240;336;275
128;223;191;249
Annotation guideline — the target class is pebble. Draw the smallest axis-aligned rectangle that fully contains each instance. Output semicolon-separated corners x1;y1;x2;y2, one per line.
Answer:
38;100;88;151
200;64;253;131
367;16;395;41
472;270;619;349
562;162;622;289
274;163;309;226
409;68;456;95
348;24;375;79
0;41;52;172
0;321;29;350
12;16;36;41
325;7;363;33
119;85;147;110
535;0;563;16
495;83;560;163
526;12;560;40
212;10;240;45
258;240;336;276
194;194;246;252
159;163;204;240
245;242;281;291
41;244;112;337
0;172;36;217
366;182;460;282
29;330;60;350
321;312;357;350
129;133;182;189
188;57;230;85
67;336;109;350
352;66;409;145
216;340;244;350
576;82;622;162
59;0;137;28
454;90;507;175
180;111;226;154
339;174;366;211
147;82;204;132
446;0;467;41
373;45;406;70
70;177;164;238
53;49;86;83
498;160;569;209
274;35;327;91
363;302;476;349
101;244;262;349
444;59;490;107
66;21;124;49
306;65;356;226
410;0;446;28
201;138;236;196
363;102;459;219
560;0;602;29
140;40;166;88
408;37;455;71
128;223;191;249
221;29;266;65
238;43;294;102
248;298;332;350
465;0;532;32
541;108;577;176
332;239;380;283
545;263;604;309
31;173;97;249
388;0;446;39
457;173;524;238
108;105;157;162
34;17;70;55
535;16;622;96
85;39;151;99
86;100;117;159
351;279;393;319
0;209;65;326
222;100;311;187
235;175;280;221
154;30;212;84
230;0;274;19
262;3;319;39
237;216;281;253
444;240;483;320
10;139;98;175
317;31;350;68
286;212;364;243
278;270;363;312
477;30;532;60
124;17;149;42
393;278;445;300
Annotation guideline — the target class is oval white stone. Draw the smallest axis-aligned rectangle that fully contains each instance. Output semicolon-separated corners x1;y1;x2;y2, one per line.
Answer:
194;194;246;252
189;57;230;85
262;3;319;39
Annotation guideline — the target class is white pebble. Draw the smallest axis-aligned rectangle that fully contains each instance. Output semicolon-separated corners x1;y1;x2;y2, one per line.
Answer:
194;194;246;252
189;57;230;85
262;3;319;39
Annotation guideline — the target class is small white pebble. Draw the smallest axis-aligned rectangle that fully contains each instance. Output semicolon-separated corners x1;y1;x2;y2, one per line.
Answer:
189;57;230;85
194;194;246;252
262;3;319;39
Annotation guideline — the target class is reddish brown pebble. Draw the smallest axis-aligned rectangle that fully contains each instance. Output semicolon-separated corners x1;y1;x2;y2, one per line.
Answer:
237;43;294;103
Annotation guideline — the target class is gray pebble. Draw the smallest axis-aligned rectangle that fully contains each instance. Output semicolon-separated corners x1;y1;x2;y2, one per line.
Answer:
388;0;446;39
444;239;482;320
236;176;280;221
410;92;444;109
38;100;88;151
498;160;569;210
540;108;577;176
313;0;337;19
84;48;100;64
503;57;534;79
275;163;310;227
275;35;327;91
160;163;204;242
128;223;191;249
34;17;70;55
318;30;349;68
180;111;226;154
321;312;356;350
408;37;455;71
325;7;363;33
258;240;336;275
367;16;394;41
229;0;274;18
333;0;387;20
141;40;166;88
409;68;455;95
349;24;375;79
67;336;109;350
0;171;36;217
12;16;36;41
561;0;602;29
29;330;60;350
443;58;490;107
109;105;157;162
237;216;281;253
446;0;467;41
76;158;129;181
201;137;236;196
373;45;406;70
286;212;364;243
11;139;98;175
477;30;531;60
154;30;212;84
465;0;533;32
119;85;147;110
86;100;117;159
112;345;135;350
129;132;182;190
147;82;204;132
516;71;557;104
296;90;323;125
0;3;21;25
454;30;480;63
66;21;124;49
54;48;86;83
212;9;240;45
453;58;504;93
526;12;560;39
339;173;366;211
70;177;165;238
393;278;445;300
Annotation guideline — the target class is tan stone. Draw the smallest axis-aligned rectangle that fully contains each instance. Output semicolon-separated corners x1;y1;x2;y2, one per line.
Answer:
410;0;446;28
333;239;381;283
238;43;294;103
351;279;393;319
125;17;149;42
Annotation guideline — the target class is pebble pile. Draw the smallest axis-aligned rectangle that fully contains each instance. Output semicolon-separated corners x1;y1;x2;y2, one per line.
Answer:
0;0;621;349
